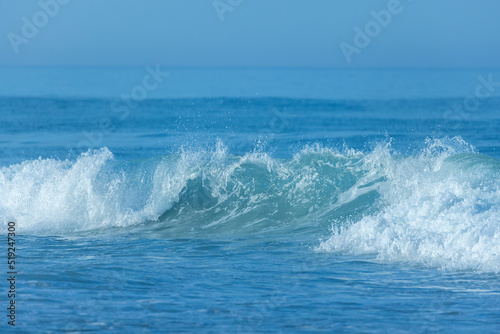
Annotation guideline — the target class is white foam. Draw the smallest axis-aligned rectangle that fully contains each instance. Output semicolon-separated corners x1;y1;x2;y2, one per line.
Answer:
0;148;203;233
2;137;500;273
317;138;500;273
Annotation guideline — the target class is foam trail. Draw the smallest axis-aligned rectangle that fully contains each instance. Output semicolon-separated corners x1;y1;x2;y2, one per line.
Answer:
317;138;500;273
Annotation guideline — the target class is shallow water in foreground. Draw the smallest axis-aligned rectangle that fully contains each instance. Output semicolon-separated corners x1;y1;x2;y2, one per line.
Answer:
19;236;500;332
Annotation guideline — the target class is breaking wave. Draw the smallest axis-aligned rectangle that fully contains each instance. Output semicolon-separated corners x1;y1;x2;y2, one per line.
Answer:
1;137;499;272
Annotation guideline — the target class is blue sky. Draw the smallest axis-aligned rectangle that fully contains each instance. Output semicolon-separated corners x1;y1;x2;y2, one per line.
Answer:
1;0;499;68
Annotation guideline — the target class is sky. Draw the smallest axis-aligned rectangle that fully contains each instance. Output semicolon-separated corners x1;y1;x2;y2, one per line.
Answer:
0;0;500;68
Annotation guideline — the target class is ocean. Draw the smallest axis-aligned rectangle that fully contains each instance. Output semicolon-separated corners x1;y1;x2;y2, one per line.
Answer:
1;67;500;333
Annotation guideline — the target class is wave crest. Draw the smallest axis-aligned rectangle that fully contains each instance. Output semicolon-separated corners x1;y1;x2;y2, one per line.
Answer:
1;137;499;272
317;138;500;273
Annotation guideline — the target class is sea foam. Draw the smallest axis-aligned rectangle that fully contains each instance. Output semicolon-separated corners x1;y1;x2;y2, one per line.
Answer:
317;138;500;273
1;138;499;272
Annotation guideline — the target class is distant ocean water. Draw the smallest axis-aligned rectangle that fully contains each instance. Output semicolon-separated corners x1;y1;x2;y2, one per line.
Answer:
1;68;500;332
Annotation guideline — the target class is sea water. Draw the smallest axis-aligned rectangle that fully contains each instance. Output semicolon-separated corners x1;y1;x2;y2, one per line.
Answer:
1;68;500;332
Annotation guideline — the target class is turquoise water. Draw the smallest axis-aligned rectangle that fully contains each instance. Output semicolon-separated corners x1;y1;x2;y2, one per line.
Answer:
1;68;500;332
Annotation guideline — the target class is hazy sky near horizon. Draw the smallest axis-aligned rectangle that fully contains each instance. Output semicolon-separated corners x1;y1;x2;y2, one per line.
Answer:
1;0;499;68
